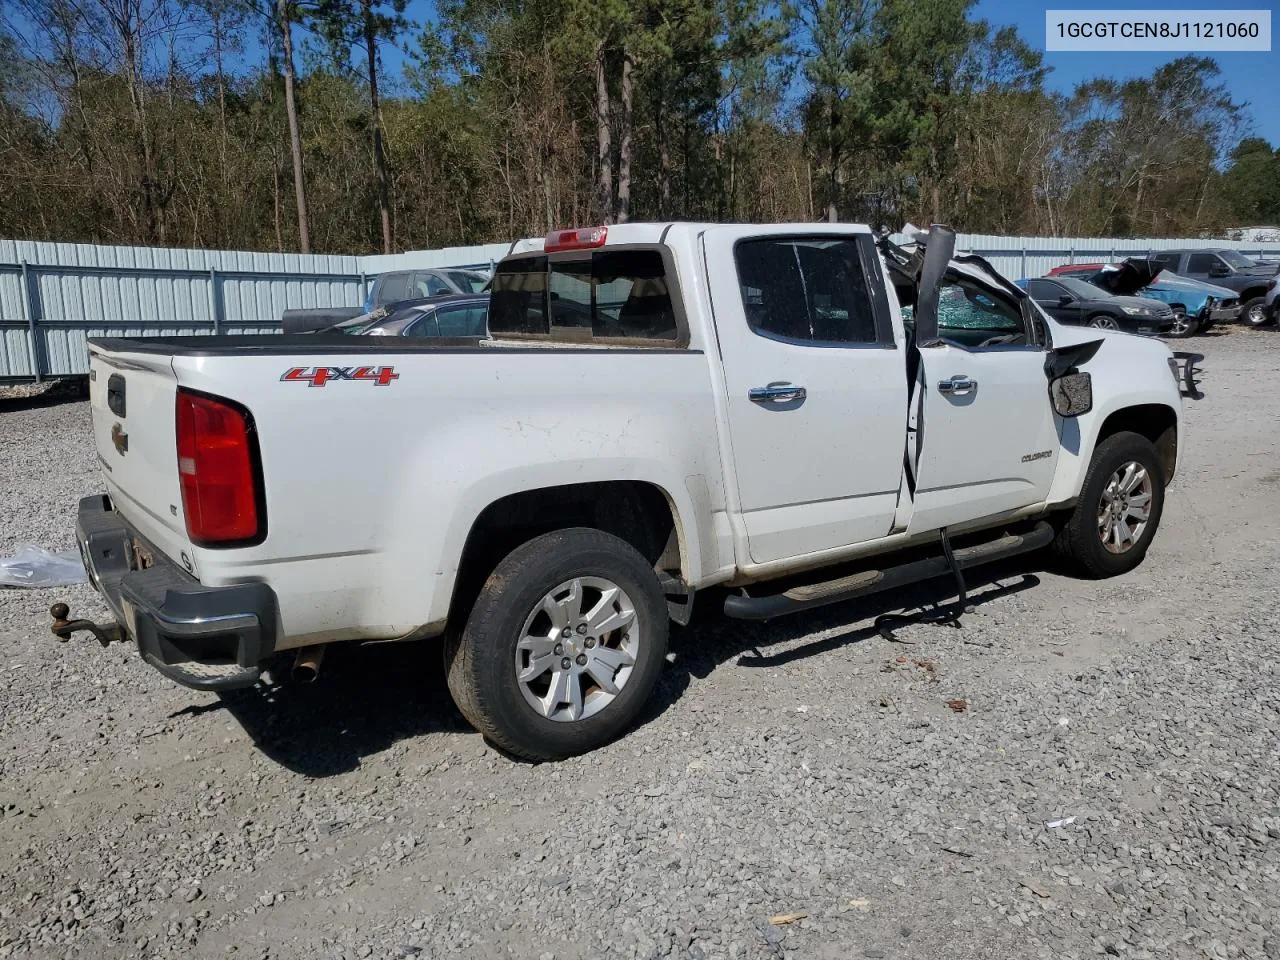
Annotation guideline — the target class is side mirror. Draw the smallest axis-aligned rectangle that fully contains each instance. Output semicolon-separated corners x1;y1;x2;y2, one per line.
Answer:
1050;371;1093;417
1058;294;1074;306
1208;265;1229;277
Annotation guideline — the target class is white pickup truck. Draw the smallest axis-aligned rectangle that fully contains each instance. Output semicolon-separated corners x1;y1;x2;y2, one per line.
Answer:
57;223;1191;761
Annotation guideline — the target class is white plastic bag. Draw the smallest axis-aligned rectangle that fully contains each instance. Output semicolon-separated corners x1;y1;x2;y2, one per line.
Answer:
0;545;88;588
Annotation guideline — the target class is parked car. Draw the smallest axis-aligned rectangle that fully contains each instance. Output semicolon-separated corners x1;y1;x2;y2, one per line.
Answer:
1149;248;1279;327
62;222;1187;761
346;294;489;338
1018;276;1175;335
280;268;492;334
361;268;491;314
1266;278;1279;323
1046;262;1105;276
1048;260;1241;337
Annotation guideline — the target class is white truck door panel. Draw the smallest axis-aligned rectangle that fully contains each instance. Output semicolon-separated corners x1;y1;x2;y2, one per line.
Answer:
909;343;1058;533
702;226;907;564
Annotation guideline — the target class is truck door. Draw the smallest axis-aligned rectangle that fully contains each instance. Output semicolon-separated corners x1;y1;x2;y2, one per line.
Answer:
907;274;1059;534
702;226;908;564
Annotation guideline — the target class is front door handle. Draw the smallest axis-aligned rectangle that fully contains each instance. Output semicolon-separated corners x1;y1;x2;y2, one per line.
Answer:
937;375;976;396
749;382;807;404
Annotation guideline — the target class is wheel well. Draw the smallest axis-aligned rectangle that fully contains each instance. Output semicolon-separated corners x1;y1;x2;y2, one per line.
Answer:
1097;404;1177;481
1240;286;1267;303
450;481;681;623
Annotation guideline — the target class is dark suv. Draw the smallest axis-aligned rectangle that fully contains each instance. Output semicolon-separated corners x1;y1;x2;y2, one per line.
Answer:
1150;249;1278;327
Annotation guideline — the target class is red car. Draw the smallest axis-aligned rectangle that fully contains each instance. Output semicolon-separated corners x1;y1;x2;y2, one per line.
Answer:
1046;263;1105;277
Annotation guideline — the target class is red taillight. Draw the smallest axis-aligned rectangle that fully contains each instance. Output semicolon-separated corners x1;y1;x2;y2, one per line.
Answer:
176;389;263;545
544;225;607;252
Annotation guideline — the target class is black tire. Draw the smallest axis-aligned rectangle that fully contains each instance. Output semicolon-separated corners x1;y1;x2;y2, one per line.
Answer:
1241;297;1269;328
445;527;669;761
1087;313;1120;331
1052;431;1166;579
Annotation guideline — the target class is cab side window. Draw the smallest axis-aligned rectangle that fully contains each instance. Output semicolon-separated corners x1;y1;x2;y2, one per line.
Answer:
734;237;879;345
935;279;1027;348
1186;253;1218;274
376;272;412;305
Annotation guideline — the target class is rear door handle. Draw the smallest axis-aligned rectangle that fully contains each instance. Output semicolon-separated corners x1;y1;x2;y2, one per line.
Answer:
749;382;807;404
937;375;976;396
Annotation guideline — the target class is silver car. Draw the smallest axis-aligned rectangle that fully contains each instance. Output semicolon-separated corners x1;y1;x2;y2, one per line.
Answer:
329;294;489;338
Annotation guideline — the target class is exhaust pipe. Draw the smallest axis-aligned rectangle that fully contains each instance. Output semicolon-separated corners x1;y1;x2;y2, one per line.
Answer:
292;645;325;683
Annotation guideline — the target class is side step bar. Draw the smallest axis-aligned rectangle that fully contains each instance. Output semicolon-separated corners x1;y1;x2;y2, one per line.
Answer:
723;521;1054;621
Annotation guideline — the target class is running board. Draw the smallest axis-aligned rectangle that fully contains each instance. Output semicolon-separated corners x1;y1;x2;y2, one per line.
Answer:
723;521;1054;621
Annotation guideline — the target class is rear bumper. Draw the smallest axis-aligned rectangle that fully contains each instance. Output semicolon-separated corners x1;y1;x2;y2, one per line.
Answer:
76;494;277;691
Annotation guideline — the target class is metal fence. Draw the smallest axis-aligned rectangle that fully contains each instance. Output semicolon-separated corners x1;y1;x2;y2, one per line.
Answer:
948;234;1280;284
4;232;1280;382
0;238;508;382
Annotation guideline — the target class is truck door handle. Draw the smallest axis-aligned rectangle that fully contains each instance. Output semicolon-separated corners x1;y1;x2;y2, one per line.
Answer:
937;375;976;396
749;382;807;404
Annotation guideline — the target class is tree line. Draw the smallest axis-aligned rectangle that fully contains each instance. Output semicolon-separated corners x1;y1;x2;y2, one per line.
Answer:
1;0;1277;255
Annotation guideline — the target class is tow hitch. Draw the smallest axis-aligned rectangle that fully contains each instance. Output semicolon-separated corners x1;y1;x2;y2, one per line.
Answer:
49;602;124;647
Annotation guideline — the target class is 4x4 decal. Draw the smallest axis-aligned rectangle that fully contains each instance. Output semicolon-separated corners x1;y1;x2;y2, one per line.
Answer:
281;366;399;387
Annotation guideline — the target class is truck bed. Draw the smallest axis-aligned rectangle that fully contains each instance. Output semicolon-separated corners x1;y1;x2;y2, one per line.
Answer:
88;335;696;356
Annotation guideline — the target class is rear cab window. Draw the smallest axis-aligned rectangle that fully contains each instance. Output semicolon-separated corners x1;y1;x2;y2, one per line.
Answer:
489;248;683;345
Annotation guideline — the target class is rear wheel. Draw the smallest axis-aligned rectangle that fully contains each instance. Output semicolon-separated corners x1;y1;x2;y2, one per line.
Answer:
1053;431;1166;579
1241;297;1269;328
1088;314;1120;330
445;528;668;761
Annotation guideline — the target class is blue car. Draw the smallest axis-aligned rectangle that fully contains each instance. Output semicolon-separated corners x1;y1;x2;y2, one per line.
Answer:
1052;259;1239;338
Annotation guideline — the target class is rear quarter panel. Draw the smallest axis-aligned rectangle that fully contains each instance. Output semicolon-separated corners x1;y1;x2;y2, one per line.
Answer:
172;347;727;647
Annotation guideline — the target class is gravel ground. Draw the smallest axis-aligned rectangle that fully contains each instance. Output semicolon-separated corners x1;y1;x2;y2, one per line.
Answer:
1;330;1278;960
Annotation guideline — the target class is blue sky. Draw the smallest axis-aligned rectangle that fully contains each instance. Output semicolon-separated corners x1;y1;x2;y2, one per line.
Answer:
390;0;1278;148
975;0;1278;145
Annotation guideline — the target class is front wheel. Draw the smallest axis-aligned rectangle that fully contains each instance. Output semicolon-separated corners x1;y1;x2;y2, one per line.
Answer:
1052;431;1166;579
1241;297;1270;328
1088;314;1120;330
1167;308;1198;339
445;528;669;761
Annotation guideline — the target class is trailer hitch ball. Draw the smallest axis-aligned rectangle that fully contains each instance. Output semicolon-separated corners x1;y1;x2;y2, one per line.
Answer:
50;603;73;640
49;603;123;647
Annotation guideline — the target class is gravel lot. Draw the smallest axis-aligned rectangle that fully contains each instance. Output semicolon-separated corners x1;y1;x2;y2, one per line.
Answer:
2;330;1278;960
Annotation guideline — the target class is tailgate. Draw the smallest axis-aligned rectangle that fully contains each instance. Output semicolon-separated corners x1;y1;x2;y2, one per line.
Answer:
89;346;191;564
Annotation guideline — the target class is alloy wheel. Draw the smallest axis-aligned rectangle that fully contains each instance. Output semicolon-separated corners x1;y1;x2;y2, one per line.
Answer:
1097;461;1153;554
514;577;641;723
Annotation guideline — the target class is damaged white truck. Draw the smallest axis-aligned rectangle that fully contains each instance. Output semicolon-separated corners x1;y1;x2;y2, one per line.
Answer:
55;223;1194;761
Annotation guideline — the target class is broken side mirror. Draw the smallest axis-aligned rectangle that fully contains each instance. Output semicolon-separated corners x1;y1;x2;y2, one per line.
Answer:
1050;371;1093;417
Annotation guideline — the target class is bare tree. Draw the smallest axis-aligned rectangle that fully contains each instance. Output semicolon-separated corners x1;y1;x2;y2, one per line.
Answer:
275;0;311;251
